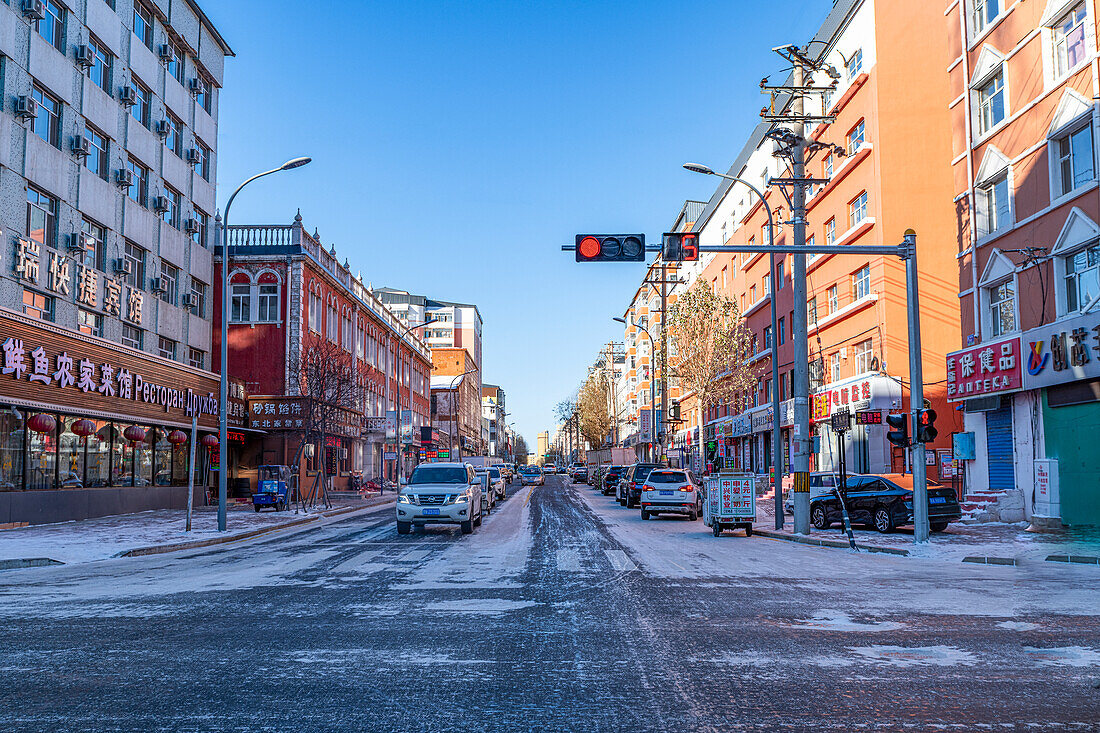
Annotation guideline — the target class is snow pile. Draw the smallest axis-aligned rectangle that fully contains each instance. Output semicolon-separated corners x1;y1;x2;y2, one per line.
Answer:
848;645;977;667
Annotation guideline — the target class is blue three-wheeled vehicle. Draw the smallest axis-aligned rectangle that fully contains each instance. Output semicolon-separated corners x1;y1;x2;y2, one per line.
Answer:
252;465;292;512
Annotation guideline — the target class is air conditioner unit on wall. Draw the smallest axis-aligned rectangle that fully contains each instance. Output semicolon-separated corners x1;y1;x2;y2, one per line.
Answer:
21;0;45;21
185;148;200;164
153;195;169;213
118;86;137;106
151;277;168;294
67;233;89;254
183;293;198;309
187;77;202;95
75;45;96;68
116;168;134;188
71;135;91;157
158;44;173;61
184;218;200;234
114;257;132;275
14;95;38;120
154;119;171;136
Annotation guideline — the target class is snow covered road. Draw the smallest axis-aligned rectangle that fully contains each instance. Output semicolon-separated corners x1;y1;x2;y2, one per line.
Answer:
0;474;1097;731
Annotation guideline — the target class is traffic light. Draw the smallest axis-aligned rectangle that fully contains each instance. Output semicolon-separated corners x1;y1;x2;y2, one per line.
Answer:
917;408;938;443
886;413;909;448
662;232;700;262
575;234;646;262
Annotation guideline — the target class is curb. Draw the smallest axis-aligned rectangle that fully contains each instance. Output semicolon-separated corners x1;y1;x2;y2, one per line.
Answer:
962;555;1018;566
1046;554;1100;566
115;498;394;558
753;528;911;556
0;557;64;570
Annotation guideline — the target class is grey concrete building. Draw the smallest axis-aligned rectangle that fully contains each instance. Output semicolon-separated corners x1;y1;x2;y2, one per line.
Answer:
0;0;233;524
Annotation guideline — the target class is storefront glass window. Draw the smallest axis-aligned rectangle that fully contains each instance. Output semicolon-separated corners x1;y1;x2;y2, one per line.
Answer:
136;427;154;486
154;428;173;485
111;424;130;486
26;416;57;490
86;421;111;487
172;434;189;485
58;417;83;488
0;412;24;490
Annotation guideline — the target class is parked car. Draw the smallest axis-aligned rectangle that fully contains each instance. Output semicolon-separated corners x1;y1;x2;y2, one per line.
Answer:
569;461;585;477
809;473;962;533
783;472;856;515
544;463;557;474
572;466;588;483
396;462;482;535
475;466;507;501
520;466;544;486
618;463;663;508
602;465;626;496
640;468;703;521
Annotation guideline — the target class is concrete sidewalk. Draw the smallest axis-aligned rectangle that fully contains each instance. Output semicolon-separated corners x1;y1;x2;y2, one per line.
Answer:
751;499;1100;564
0;494;395;568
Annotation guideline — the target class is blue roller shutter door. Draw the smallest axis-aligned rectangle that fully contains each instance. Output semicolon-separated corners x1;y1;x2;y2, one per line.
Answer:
985;405;1015;492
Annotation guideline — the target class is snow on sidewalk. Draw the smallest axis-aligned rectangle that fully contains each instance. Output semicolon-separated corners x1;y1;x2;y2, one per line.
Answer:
0;503;358;566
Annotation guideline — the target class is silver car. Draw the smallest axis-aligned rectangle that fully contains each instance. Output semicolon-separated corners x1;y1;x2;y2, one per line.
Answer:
397;462;483;535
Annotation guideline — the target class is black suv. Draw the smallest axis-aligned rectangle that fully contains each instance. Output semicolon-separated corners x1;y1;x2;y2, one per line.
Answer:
810;473;963;533
602;465;625;496
618;463;662;508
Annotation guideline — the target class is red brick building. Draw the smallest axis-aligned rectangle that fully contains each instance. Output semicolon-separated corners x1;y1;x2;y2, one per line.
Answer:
214;213;431;492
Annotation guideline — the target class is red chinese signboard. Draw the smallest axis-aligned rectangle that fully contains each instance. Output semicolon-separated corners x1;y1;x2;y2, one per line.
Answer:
946;337;1022;402
810;379;873;423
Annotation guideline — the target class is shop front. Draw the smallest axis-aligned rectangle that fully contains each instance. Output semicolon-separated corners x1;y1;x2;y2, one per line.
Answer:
811;374;903;476
0;311;220;525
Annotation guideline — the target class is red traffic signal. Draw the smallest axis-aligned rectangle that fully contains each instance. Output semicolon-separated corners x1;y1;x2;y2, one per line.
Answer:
917;408;938;443
662;232;700;262
575;234;646;262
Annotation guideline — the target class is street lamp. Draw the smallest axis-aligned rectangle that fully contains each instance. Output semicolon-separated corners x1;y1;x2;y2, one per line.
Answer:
615;316;658;463
218;157;311;532
393;319;438;491
683;162;785;530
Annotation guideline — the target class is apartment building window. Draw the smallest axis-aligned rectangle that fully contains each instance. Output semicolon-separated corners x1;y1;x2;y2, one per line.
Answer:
823;153;833;178
825;218;836;245
257;284;279;322
846;120;865;156
846;48;863;77
31;85;61;147
192;209;210;247
23;289;54;322
778;317;786;345
127;158;149;207
977;172;1012;236
231;285;251;322
988;281;1016;336
971;0;1000;35
342;312;353;351
830;352;841;383
977;71;1005;133
87;35;113;93
750;284;757;303
763;326;773;350
165;114;183;157
193;140;211;181
133;4;154;50
807;234;818;262
1052;122;1095;197
34;0;65;52
853;265;871;300
356;323;366;360
828;284;839;313
130;80;151;128
26;187;58;248
849;191;868;229
721;267;728;290
158;337;177;360
327;303;339;342
161;187;181;229
776;260;785;287
158;262;178;304
762;275;769;297
122;324;143;349
1053;3;1088;77
188;348;205;369
195;74;211;114
124;242;146;288
84;124;109;180
80;218;106;271
78;309;103;337
165;42;184;84
808;296;818;326
1064;243;1099;313
854;339;874;374
308;290;322;332
189;278;207;318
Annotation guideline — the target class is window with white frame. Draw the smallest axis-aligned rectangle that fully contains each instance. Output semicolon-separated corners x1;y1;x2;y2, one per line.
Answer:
309;290;322;332
988;280;1016;336
849;191;868;229
356;323;365;360
977;171;1012;236
854;338;874;374
342;312;353;352
977;70;1005;134
846;120;865;155
971;0;1000;35
1052;121;1095;197
231;284;250;322
852;265;871;300
1065;243;1100;312
830;352;841;383
327;303;339;342
257;283;279;322
1053;3;1088;77
825;218;836;245
828;284;839;313
846;48;863;78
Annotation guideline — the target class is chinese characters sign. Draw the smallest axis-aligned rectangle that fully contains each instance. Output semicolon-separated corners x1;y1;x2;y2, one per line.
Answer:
1021;313;1100;390
946;337;1022;402
811;379;874;422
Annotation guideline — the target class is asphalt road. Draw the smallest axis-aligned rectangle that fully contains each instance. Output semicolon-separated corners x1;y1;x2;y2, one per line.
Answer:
1;475;1098;732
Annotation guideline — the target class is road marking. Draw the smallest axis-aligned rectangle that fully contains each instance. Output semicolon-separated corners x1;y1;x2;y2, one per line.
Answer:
603;549;637;573
397;550;431;562
331;549;382;574
556;548;584;572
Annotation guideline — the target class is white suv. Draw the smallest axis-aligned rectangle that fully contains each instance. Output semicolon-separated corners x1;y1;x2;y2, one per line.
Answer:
397;462;483;535
640;468;703;521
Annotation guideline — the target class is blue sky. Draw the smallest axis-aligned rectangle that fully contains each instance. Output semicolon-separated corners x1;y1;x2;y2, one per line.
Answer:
206;0;834;448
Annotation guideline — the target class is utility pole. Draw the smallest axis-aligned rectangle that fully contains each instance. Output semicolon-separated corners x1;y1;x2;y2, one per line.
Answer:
659;261;669;464
789;54;812;535
904;230;930;542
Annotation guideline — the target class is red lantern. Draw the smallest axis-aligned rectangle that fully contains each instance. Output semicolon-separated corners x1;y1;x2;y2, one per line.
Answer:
167;430;188;445
201;434;219;448
71;419;96;437
123;425;146;443
27;414;56;434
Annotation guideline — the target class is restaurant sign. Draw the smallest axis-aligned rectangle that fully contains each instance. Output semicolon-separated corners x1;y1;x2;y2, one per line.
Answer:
811;378;873;422
946;337;1022;402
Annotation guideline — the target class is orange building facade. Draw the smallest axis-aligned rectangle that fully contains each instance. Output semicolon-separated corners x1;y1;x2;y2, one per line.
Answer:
680;0;962;481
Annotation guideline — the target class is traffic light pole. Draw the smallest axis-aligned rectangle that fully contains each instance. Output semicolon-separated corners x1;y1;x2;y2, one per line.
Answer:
903;231;930;543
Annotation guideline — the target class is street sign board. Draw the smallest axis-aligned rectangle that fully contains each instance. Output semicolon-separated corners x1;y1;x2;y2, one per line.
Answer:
855;410;882;425
384;411;397;439
831;407;851;433
383;451;397;460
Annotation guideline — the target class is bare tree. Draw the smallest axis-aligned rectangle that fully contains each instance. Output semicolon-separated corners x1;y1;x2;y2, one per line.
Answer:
293;338;363;509
577;372;613;451
666;280;759;471
514;434;529;465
